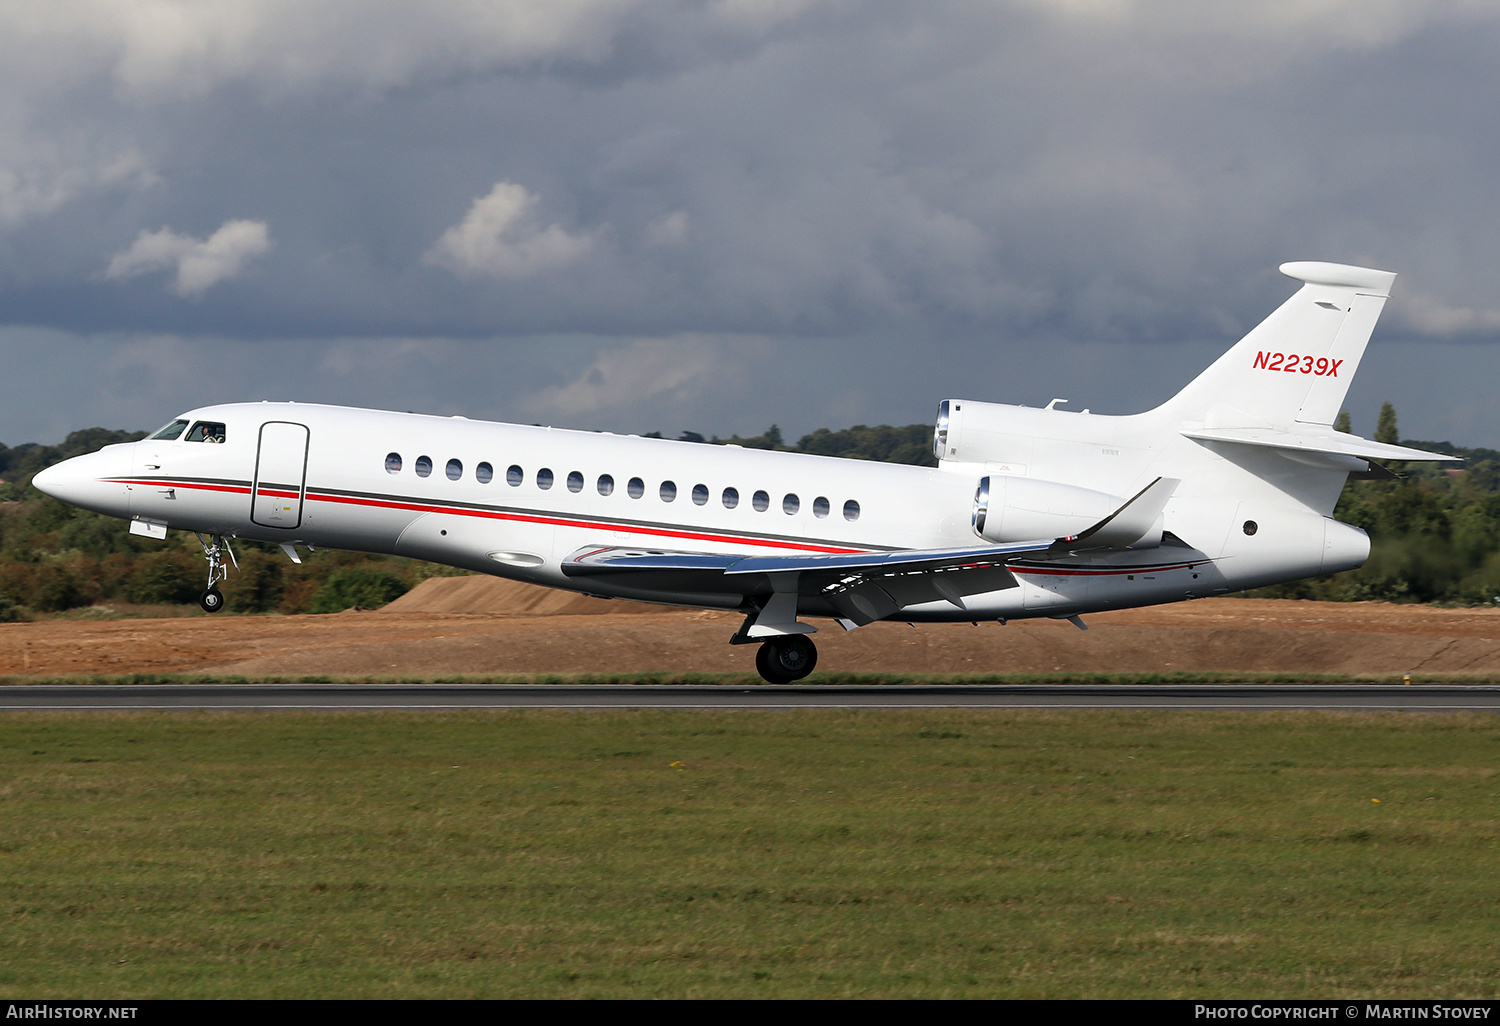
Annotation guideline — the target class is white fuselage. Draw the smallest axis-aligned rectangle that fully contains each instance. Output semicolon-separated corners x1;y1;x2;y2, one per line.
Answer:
36;399;1370;622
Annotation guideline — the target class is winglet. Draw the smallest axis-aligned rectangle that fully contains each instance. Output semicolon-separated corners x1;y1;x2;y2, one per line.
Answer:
1055;476;1179;550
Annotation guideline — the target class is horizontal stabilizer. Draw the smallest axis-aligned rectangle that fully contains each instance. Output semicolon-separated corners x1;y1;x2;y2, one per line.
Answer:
1183;427;1459;464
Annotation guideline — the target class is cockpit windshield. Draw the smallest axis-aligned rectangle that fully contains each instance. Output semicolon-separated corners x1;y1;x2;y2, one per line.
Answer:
148;419;189;441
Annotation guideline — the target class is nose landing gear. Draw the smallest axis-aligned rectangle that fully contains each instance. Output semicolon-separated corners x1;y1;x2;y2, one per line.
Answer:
194;533;237;614
754;635;818;684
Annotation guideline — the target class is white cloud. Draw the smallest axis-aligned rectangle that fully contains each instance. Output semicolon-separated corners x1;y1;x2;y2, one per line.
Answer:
0;143;157;228
522;335;742;418
424;181;594;278
0;1;651;99
105;219;272;296
1019;0;1486;43
1394;288;1500;338
710;0;820;33
644;209;690;248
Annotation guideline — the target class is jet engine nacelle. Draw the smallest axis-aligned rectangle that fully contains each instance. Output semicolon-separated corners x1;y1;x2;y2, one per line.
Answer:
935;397;1073;466
971;474;1125;543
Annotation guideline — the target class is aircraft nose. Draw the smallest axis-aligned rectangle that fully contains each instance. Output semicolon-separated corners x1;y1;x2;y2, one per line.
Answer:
31;459;77;501
30;448;130;518
31;461;62;497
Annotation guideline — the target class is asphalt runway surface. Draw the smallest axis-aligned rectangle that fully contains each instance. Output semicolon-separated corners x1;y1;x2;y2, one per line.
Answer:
3;683;1500;711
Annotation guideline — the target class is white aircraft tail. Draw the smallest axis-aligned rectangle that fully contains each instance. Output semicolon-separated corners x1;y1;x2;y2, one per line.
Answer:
1159;262;1396;429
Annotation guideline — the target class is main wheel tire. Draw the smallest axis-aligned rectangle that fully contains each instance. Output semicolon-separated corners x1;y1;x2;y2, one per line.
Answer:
199;588;224;613
754;643;777;683
755;635;818;684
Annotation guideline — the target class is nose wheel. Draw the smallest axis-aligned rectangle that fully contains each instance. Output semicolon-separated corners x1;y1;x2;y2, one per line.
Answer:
194;533;237;614
754;635;818;684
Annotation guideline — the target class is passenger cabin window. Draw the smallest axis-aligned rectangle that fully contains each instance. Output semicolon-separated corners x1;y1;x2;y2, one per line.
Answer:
149;419;189;441
783;493;799;515
476;462;493;484
598;474;615;496
385;453;402;474
752;490;770;512
692;484;709;505
843;499;861;521
415;456;433;478
567;471;584;493
446;458;463;481
185;421;227;443
722;487;739;509
507;465;523;486
537;468;554;490
628;477;645;499
660;480;676;502
813;496;830;518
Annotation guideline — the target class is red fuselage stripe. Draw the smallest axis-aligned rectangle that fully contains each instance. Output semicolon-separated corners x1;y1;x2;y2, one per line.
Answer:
1005;562;1200;577
106;478;868;555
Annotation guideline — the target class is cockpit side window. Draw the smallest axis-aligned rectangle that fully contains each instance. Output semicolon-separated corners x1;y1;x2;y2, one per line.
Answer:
184;421;227;443
148;419;189;441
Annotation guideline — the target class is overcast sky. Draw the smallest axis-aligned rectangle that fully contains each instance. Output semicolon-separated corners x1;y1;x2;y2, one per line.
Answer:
3;0;1499;447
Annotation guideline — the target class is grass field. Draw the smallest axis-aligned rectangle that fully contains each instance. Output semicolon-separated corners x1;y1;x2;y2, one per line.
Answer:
1;709;1498;998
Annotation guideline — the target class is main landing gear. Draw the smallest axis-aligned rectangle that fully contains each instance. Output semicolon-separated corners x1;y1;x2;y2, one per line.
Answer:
754;635;818;685
732;595;821;684
194;533;237;613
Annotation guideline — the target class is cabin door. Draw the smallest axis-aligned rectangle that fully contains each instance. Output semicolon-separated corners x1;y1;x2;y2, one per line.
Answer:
252;421;310;529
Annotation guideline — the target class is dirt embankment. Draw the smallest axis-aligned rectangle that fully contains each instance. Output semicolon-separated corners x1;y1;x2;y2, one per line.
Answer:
3;575;1500;679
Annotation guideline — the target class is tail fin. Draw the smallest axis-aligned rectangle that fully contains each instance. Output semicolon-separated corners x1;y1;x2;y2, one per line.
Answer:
1160;262;1396;428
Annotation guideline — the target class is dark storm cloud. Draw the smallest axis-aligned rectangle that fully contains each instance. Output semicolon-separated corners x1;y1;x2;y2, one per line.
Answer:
2;1;1499;445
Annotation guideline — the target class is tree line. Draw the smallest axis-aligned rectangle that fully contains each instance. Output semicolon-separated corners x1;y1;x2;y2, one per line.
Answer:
0;411;1494;620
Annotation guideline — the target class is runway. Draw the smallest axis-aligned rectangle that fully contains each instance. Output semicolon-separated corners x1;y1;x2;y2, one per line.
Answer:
2;683;1500;711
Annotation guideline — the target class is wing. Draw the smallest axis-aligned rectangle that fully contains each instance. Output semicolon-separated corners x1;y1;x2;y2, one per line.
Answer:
562;537;1053;629
561;477;1184;628
562;538;1056;579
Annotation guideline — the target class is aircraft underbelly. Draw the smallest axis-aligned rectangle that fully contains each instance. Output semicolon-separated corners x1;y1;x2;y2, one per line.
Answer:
394;511;556;580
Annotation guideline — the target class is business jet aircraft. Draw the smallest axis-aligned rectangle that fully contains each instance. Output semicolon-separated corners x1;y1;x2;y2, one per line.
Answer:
33;262;1455;683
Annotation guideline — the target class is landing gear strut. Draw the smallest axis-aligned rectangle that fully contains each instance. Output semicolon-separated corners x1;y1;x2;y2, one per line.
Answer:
755;635;818;684
194;533;237;614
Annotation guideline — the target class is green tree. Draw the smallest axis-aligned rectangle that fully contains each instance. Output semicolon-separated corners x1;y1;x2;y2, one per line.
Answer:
225;548;285;613
310;567;409;613
1375;402;1399;444
709;425;785;450
795;424;937;466
1453;500;1500;565
126;551;203;605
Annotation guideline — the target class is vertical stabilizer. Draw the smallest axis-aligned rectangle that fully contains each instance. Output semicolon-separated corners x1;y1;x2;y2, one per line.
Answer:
1159;262;1396;428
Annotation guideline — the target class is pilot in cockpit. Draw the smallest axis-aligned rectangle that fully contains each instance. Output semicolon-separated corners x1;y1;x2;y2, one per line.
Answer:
184;421;227;444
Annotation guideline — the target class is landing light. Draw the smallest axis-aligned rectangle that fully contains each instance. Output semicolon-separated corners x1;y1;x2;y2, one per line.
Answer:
488;551;544;568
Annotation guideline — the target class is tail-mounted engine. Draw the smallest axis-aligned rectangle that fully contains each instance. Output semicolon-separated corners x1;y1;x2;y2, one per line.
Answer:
971;474;1125;543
